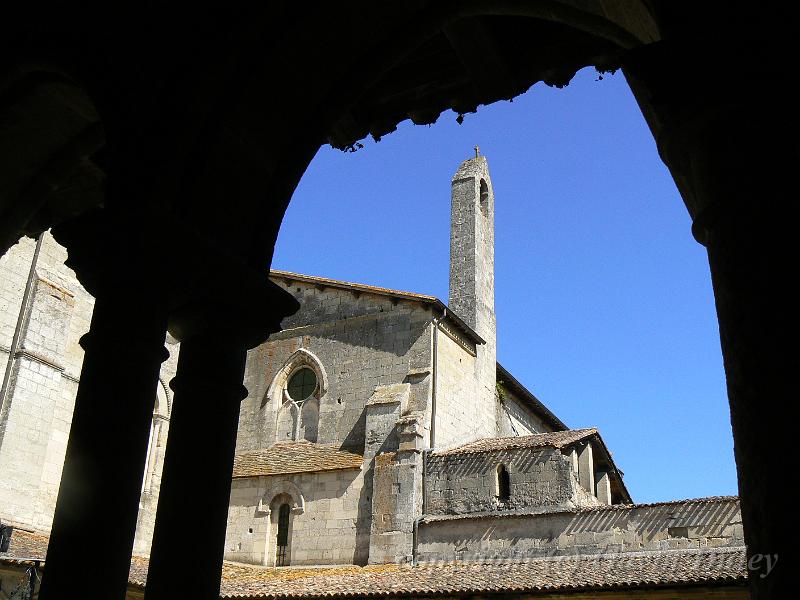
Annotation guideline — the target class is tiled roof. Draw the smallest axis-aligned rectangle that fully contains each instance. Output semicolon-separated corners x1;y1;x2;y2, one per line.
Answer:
2;531;747;598
232;441;363;478
434;428;597;456
217;547;747;599
0;528;48;561
422;495;740;523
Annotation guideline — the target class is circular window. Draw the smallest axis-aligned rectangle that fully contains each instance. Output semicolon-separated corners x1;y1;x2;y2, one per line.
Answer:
287;367;317;402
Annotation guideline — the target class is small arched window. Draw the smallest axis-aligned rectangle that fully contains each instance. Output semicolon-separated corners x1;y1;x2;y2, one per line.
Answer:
275;503;291;566
496;464;511;502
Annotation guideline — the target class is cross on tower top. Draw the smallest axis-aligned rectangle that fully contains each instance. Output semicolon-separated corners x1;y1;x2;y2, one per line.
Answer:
474;145;480;158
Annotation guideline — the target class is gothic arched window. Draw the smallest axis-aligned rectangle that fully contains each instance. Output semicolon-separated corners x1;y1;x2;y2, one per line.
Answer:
268;349;327;443
142;379;170;495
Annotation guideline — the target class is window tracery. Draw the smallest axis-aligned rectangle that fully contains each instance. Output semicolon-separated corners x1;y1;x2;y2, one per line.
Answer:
267;349;327;442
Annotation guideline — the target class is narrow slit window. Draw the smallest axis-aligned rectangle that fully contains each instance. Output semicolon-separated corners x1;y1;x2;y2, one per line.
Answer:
497;464;511;502
479;179;489;217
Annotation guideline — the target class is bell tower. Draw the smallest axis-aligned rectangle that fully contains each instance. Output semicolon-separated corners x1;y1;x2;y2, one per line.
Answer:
449;152;495;346
449;151;496;414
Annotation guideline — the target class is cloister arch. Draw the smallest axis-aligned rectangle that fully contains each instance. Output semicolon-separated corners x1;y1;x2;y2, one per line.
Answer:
1;4;791;599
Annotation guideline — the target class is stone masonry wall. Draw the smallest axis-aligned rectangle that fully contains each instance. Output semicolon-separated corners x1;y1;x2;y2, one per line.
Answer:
0;233;178;550
0;234;93;531
425;446;597;516
132;349;179;555
495;384;551;437
237;279;434;454
433;329;494;449
368;448;424;565
416;497;743;562
226;467;368;566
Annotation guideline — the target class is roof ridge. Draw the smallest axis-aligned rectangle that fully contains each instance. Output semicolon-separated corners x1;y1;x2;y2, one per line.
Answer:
270;269;438;303
237;441;361;453
412;545;748;565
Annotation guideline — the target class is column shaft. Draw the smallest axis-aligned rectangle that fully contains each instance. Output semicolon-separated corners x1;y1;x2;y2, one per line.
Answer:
705;209;787;597
144;335;247;599
39;295;168;600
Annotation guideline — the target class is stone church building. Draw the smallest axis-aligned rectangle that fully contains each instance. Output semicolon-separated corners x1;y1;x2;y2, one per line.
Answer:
224;156;631;567
1;156;747;596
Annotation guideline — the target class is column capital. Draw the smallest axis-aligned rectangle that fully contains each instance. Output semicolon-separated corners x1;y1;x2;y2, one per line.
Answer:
52;207;299;348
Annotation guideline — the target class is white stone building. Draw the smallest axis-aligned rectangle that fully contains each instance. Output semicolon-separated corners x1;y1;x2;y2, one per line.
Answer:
0;229;179;555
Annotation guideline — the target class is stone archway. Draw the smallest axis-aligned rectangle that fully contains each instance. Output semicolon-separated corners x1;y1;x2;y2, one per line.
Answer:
3;4;790;599
257;481;306;567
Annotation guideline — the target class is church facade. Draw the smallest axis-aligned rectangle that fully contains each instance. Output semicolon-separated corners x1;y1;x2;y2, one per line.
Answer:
1;156;746;597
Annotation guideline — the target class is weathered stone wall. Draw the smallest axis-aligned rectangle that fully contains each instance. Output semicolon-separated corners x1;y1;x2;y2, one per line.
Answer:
425;446;596;516
0;234;92;531
433;328;493;448
225;467;368;566
0;233;177;552
237;279;434;454
495;383;551;436
368;448;424;565
417;497;743;562
434;329;552;449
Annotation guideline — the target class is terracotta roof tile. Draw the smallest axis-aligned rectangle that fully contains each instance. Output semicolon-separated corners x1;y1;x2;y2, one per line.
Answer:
217;548;747;599
434;428;597;456
422;495;740;523
0;529;48;561
2;531;747;598
232;441;363;478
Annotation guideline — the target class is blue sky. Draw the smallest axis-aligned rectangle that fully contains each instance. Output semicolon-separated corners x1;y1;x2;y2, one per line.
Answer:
273;67;736;504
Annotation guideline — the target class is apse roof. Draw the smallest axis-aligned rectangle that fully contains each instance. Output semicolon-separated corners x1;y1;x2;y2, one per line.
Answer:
432;428;597;456
232;441;363;478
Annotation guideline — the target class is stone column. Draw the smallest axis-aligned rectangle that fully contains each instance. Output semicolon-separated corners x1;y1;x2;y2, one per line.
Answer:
145;278;298;599
595;471;611;505
144;333;247;599
625;41;791;599
701;175;788;597
577;441;594;496
39;292;168;600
